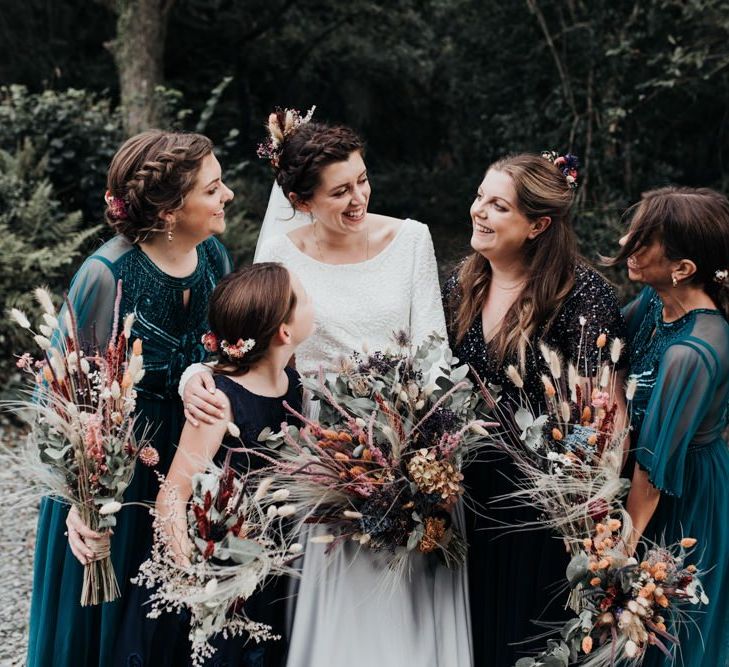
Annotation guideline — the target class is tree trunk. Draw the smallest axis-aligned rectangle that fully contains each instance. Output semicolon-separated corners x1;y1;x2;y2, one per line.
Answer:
104;0;174;135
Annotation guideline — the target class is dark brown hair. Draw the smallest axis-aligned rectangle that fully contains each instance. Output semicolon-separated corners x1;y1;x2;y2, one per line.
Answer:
274;122;365;203
606;186;729;320
105;130;214;242
450;153;578;365
208;263;298;375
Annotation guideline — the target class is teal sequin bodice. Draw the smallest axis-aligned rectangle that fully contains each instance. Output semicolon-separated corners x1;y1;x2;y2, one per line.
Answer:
67;234;232;400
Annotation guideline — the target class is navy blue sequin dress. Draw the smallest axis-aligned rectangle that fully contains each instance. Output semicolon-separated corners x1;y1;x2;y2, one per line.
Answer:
27;235;231;667
442;263;626;666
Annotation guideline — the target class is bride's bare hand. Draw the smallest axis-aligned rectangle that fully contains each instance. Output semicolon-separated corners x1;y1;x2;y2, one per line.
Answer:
183;371;225;426
65;505;104;565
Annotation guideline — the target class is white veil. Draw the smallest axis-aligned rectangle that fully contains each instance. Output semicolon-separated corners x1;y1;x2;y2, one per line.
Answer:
253;182;310;261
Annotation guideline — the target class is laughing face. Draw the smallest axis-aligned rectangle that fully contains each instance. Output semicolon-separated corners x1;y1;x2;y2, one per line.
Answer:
296;151;371;235
469;169;548;262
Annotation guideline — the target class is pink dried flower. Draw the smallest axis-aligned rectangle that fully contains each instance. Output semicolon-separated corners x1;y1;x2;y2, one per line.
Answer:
16;353;33;369
138;445;160;467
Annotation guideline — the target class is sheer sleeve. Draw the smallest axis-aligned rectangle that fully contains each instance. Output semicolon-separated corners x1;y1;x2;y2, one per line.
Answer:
635;340;719;496
553;268;627;374
63;256;118;350
409;224;446;344
441;269;461;350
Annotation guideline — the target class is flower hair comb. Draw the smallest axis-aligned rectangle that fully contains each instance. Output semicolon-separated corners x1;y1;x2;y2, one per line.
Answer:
542;151;579;189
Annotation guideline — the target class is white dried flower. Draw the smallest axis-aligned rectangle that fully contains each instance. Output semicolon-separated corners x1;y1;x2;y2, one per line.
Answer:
398;390;409;403
254;477;273;502
610;338;624;364
110;381;121;399
538;341;551;364
39;324;53;338
310;533;335;544
34;334;52;351
226;422;241;438
470;422;489;436
549;350;562;379
506;365;524;389
64;310;74;334
343;510;363;519
267;505;278;520
10;308;31;329
560;401;571;423
600;364;611;389
80;358;91;374
99;500;122;515
579;315;587;327
123;313;135;339
626;377;638;401
205;578;218;595
271;489;290;502
359;533;371;545
624;640;638;658
34;287;56;315
288;543;304;554
277;504;297;517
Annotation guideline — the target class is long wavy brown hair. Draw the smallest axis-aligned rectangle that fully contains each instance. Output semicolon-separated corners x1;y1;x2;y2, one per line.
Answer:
450;153;578;366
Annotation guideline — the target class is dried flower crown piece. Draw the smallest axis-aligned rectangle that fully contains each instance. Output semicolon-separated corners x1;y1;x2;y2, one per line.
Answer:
104;190;129;220
714;269;728;285
201;331;219;353
221;338;256;360
542;150;579;189
257;106;316;167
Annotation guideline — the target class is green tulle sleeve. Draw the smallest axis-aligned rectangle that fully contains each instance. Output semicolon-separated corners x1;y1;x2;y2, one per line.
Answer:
635;338;720;496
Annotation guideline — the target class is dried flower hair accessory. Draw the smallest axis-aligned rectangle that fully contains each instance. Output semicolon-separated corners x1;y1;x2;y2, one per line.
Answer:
220;338;256;359
541;150;579;189
257;106;316;167
104;190;129;220
714;269;728;285
200;331;219;353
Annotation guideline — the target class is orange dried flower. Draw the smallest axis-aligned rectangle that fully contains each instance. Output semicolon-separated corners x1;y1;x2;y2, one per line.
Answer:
582;636;593;654
418;517;446;553
680;537;697;548
590;577;601;586
334;452;349;462
551;428;563;441
362;449;373;461
132;339;143;356
583;538;593;549
582;406;592;423
596;333;607;348
656;594;669;608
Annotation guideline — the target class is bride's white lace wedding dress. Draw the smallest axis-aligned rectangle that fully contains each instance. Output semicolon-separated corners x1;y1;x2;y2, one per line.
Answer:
256;218;473;667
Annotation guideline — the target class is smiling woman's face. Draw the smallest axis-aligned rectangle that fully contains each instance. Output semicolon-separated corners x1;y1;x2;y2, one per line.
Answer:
469;169;537;261
297;151;371;235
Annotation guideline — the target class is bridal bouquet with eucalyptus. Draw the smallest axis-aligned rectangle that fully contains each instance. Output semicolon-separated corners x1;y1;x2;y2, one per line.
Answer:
259;331;496;571
8;283;157;605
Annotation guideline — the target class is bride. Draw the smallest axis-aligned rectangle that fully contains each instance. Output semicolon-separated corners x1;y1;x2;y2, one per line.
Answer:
182;108;472;666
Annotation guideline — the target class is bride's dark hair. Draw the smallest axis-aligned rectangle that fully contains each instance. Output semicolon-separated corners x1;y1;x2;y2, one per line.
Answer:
274;122;365;204
449;153;578;366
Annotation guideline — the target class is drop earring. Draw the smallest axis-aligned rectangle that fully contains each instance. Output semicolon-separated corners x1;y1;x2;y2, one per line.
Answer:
672;275;678;288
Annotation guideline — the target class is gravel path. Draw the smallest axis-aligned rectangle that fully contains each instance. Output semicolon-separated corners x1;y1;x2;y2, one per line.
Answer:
0;422;37;666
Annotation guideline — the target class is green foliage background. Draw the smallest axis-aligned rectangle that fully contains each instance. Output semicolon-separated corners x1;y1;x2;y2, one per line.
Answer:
1;0;729;384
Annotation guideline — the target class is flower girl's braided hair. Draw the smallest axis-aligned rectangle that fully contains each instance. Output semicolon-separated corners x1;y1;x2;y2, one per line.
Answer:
105;130;213;243
258;107;365;205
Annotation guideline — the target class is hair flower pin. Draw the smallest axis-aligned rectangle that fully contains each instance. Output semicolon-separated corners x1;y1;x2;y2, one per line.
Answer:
541;150;580;189
201;331;219;353
714;269;729;285
257;106;316;167
104;190;129;220
220;338;256;359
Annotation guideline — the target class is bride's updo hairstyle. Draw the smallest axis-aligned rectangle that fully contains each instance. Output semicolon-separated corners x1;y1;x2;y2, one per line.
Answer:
105;129;214;243
450;153;578;365
607;186;729;321
206;263;298;376
258;108;364;206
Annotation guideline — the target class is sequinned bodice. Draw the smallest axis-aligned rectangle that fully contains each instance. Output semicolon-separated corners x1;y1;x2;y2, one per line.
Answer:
66;234;232;400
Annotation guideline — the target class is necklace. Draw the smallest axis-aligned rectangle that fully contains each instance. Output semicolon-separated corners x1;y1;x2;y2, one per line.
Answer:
313;220;370;263
490;278;526;291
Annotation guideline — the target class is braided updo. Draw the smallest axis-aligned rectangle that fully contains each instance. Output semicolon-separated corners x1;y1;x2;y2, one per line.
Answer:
274;122;365;204
105;130;214;242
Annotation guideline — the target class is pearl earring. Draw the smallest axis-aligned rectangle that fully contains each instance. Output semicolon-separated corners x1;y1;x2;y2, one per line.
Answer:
672;275;678;288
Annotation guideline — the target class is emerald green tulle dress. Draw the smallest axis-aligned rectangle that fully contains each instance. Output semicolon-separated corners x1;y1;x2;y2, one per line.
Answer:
625;287;729;667
26;234;231;667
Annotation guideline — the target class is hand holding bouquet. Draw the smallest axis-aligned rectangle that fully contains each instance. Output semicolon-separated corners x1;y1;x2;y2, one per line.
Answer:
8;283;157;605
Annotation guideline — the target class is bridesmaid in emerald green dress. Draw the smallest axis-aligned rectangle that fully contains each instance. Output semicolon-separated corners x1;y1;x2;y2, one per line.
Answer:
610;186;729;667
27;130;234;667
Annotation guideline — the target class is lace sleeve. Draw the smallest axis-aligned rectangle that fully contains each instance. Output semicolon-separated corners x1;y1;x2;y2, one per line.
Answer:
635;341;718;496
409;224;446;344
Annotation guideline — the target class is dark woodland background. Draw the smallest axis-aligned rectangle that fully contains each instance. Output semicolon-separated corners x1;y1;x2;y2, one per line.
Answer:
1;0;729;384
